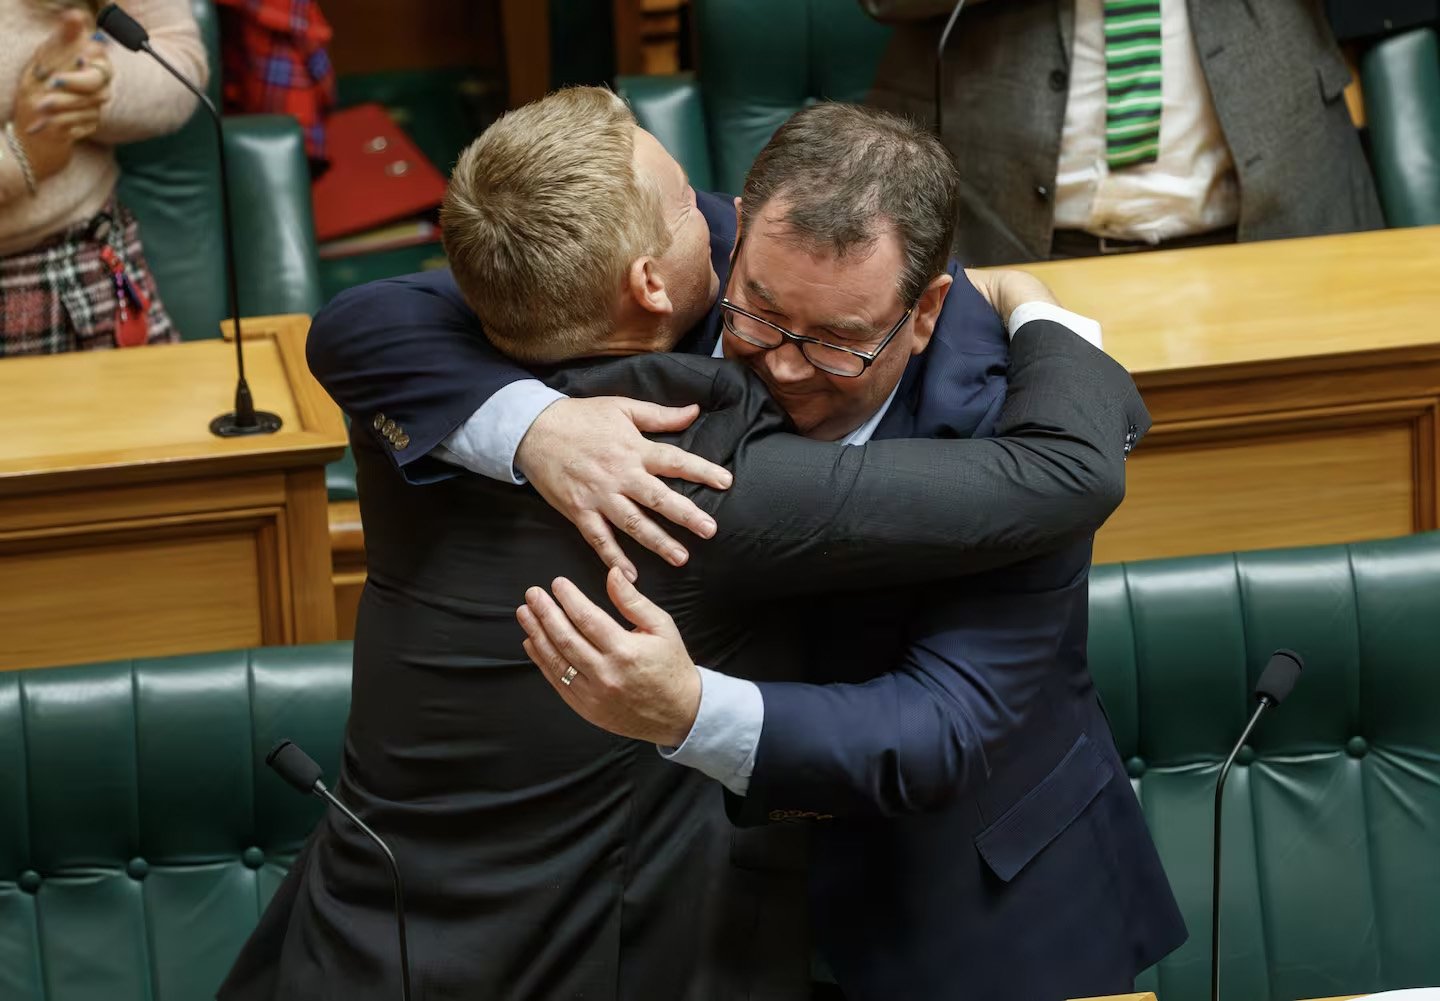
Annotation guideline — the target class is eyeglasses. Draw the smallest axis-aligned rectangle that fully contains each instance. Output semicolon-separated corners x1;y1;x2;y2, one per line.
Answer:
719;237;914;378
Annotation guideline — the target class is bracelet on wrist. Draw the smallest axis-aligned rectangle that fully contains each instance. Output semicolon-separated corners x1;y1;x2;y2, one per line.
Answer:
3;121;39;196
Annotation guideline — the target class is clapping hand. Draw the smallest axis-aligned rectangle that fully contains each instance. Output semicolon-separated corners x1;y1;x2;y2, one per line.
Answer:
13;10;113;179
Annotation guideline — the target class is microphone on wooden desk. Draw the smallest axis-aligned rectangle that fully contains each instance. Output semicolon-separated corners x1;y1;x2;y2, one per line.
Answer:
97;3;282;438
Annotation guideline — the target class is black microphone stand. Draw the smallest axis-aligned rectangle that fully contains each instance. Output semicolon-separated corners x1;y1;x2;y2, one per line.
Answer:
312;780;413;1001
934;0;967;140
134;42;281;437
1210;695;1272;1001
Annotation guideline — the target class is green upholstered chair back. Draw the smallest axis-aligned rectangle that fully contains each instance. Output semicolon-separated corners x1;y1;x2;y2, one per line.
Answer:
1089;533;1440;1001
0;644;352;1001
693;0;891;195
1362;27;1440;228
116;0;322;340
619;1;891;194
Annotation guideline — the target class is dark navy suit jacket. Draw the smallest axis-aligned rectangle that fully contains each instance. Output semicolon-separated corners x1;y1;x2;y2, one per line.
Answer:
306;190;1183;1000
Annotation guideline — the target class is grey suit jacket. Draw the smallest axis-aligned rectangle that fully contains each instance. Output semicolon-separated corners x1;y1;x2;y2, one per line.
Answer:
864;0;1385;265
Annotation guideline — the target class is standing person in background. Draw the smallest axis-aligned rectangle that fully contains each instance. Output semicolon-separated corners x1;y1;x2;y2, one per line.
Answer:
1;0;204;355
862;0;1385;264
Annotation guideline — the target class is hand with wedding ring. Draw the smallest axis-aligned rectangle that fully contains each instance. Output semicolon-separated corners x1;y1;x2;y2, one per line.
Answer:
13;10;113;181
517;567;702;748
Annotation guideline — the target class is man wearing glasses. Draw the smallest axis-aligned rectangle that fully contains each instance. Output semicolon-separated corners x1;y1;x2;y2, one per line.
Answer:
516;104;1186;1000
242;90;1183;1001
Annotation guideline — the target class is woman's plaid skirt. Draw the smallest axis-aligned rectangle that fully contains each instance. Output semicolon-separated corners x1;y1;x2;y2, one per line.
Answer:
0;199;178;356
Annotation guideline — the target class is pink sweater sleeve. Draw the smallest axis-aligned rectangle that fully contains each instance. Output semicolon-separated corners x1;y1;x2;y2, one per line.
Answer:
92;0;210;146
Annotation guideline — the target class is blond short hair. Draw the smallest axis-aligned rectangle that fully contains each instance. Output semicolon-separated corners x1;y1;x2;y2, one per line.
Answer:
440;87;673;364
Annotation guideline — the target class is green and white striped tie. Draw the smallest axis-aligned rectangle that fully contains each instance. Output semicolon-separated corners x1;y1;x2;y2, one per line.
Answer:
1104;0;1163;169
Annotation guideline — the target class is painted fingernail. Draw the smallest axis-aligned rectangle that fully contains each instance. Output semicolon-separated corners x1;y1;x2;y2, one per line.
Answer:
51;77;66;89
93;31;107;41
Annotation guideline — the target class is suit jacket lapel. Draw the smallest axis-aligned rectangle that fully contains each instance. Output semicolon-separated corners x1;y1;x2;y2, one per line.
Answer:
1057;0;1075;66
875;262;1011;443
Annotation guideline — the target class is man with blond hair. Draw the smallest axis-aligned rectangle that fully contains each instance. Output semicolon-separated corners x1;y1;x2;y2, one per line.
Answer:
221;88;1173;1000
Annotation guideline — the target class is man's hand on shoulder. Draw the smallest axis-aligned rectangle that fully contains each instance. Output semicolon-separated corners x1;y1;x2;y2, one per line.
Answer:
515;397;734;580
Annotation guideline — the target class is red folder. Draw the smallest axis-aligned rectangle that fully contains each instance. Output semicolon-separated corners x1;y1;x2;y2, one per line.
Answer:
311;103;448;242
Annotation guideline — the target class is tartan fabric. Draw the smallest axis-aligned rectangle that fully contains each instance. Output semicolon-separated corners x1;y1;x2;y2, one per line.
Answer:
0;200;177;357
1104;0;1163;169
216;0;337;163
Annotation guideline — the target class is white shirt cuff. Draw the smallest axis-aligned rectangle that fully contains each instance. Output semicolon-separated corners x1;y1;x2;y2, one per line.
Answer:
657;666;764;796
1006;302;1104;350
433;379;566;484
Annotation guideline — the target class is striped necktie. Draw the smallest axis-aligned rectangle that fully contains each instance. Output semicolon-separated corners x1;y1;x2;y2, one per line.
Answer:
1104;0;1163;169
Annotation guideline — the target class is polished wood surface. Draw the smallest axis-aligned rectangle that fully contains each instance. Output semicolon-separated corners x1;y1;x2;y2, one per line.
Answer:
329;499;366;641
1017;227;1440;563
1;314;342;491
1022;228;1440;377
1071;993;1157;1001
0;316;346;670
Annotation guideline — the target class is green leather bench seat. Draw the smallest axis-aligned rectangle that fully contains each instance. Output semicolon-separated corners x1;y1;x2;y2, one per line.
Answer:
0;644;352;1001
1091;532;1440;1001
4;535;1440;1000
618;0;892;197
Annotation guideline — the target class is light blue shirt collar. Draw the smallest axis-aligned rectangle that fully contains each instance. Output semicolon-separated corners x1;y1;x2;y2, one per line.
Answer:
711;337;900;446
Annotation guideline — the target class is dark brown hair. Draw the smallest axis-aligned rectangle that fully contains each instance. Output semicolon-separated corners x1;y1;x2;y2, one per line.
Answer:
740;102;959;305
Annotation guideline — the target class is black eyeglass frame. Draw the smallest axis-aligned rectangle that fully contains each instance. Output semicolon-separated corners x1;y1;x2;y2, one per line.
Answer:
718;236;915;378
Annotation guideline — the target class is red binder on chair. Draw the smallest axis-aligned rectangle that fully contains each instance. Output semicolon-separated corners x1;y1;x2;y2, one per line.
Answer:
311;103;449;242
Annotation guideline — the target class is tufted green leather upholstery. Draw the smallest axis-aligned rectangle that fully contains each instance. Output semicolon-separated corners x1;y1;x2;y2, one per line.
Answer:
1362;27;1440;227
1092;532;1440;1001
0;644;351;1001
4;535;1440;1000
618;0;892;196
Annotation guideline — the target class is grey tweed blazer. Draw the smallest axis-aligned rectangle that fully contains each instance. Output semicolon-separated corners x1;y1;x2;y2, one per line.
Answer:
864;0;1385;265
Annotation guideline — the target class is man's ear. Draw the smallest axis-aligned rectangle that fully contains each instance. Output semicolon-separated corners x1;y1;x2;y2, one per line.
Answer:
910;272;954;355
730;197;744;257
625;256;674;318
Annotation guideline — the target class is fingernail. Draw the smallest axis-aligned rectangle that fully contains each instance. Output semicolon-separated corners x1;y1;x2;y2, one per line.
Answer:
51;78;66;89
26;119;47;135
75;56;86;68
623;566;638;583
720;471;734;488
93;31;107;41
669;547;687;566
699;518;716;537
37;98;54;112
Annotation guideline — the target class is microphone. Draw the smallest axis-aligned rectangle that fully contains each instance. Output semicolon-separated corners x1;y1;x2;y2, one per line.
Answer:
97;3;282;438
933;0;967;141
266;740;413;1001
1211;649;1304;1001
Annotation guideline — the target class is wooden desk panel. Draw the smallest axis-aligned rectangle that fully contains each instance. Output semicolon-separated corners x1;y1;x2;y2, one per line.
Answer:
0;317;346;670
1018;227;1440;563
